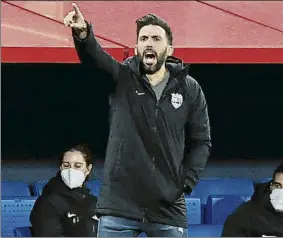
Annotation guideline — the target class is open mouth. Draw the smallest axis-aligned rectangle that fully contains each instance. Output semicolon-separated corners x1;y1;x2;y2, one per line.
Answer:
144;52;156;65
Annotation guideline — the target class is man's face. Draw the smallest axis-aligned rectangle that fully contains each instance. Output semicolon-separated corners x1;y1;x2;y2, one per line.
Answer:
135;24;173;74
272;173;283;190
270;172;283;212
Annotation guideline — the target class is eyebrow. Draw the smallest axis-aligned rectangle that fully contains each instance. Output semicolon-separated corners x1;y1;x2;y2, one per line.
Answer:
62;162;83;165
139;35;162;38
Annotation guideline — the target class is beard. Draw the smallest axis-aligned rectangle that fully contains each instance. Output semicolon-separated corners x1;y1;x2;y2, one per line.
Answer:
138;48;167;75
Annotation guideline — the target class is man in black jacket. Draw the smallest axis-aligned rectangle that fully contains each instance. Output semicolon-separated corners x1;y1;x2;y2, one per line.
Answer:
64;3;211;237
222;164;283;237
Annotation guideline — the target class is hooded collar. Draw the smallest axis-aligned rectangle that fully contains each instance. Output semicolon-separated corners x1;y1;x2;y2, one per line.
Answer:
41;171;91;202
251;182;271;204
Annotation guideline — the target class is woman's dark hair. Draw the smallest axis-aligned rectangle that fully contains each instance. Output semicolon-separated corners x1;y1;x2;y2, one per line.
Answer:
135;13;173;45
59;144;93;167
273;163;283;180
59;144;93;182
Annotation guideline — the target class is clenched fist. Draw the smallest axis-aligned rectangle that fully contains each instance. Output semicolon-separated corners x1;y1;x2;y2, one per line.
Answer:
64;3;87;38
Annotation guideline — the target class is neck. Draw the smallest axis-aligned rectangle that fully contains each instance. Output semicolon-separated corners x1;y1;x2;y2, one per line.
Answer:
146;64;167;86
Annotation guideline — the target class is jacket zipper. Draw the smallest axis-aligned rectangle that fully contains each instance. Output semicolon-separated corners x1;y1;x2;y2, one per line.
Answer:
142;209;148;223
155;101;159;117
137;75;184;186
154;83;184;188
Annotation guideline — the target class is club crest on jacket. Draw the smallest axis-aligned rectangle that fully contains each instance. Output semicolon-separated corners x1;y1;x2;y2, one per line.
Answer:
171;93;183;109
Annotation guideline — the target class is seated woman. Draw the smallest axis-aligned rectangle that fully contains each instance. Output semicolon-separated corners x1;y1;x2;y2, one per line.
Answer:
30;144;98;237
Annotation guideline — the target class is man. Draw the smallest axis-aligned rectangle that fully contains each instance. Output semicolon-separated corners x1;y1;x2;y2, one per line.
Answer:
64;3;211;237
222;164;283;237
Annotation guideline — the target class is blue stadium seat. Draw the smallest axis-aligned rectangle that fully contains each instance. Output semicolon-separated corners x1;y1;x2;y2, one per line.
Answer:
255;177;272;183
205;195;251;224
1;181;30;196
188;224;223;237
138;232;147;237
1;196;37;237
185;196;201;224
188;178;254;224
190;178;254;204
138;224;223;237
31;179;102;197
13;226;32;237
30;180;47;196
86;179;102;197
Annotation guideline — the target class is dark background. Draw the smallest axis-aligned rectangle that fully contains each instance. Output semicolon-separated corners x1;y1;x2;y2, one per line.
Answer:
2;63;283;160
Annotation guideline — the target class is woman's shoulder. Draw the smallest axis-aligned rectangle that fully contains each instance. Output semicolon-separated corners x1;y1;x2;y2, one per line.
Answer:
86;193;98;204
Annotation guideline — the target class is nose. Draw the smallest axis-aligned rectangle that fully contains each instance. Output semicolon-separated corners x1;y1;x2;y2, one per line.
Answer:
69;164;77;170
145;38;153;47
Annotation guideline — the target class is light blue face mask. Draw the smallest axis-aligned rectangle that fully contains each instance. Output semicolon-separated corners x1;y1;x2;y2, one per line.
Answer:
270;188;283;212
61;168;85;189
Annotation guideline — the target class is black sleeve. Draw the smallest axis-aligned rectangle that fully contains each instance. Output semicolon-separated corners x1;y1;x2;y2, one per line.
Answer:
221;203;254;237
72;21;126;82
183;77;212;193
30;197;64;237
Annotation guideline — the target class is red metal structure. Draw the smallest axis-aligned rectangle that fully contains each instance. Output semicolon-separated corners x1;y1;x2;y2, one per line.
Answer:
2;1;283;63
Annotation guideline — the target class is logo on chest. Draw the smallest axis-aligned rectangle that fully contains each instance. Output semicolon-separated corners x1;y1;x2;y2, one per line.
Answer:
67;212;79;224
171;93;183;109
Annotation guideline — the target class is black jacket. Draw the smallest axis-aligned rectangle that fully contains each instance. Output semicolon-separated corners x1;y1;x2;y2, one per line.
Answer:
73;22;211;228
222;182;283;237
30;172;98;237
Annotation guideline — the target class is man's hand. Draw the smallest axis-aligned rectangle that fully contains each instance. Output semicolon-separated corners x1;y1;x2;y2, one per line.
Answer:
63;3;87;39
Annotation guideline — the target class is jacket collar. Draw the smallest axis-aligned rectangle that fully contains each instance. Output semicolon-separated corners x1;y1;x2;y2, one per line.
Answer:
123;55;190;80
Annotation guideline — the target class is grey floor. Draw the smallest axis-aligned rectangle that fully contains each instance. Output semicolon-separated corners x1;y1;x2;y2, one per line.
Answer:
2;158;281;183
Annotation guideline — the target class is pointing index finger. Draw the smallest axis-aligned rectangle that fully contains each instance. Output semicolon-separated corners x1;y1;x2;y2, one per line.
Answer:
72;3;80;15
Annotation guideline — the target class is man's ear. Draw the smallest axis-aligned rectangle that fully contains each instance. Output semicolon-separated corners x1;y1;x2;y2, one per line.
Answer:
167;45;174;57
134;45;138;55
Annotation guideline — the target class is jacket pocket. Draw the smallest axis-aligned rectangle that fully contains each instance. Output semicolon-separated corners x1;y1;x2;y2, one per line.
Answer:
172;164;185;200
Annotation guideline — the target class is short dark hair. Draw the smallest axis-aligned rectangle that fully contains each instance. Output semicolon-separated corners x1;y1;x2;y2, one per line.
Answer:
135;13;173;45
60;144;93;167
273;163;283;180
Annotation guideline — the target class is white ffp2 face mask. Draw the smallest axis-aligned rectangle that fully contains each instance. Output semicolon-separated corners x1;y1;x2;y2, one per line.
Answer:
270;188;283;212
61;168;86;189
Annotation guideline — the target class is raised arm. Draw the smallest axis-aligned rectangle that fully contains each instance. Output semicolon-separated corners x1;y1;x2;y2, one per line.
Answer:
64;3;124;81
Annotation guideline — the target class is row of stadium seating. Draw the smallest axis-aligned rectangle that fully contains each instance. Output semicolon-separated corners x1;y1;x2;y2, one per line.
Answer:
2;177;271;199
2;178;270;237
13;224;224;237
1;194;247;237
2;179;102;197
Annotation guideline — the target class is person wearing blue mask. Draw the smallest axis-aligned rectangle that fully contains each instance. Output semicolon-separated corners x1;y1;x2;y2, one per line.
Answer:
30;144;98;237
222;164;283;237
